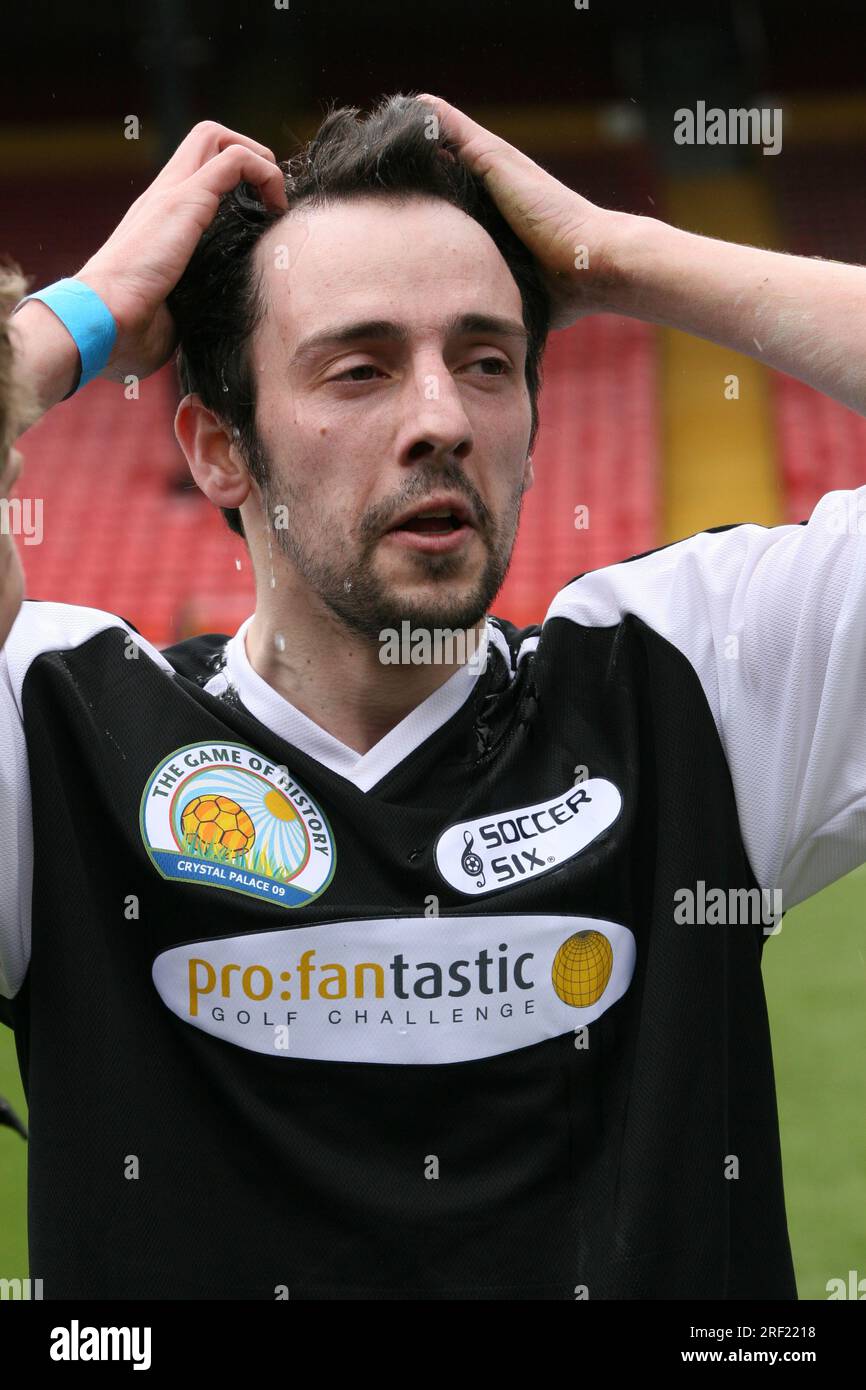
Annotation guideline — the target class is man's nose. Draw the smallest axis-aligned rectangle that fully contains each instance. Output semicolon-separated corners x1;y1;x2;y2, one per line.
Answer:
399;358;474;463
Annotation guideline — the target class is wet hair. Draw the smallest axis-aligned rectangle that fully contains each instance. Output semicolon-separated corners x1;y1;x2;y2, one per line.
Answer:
168;93;551;539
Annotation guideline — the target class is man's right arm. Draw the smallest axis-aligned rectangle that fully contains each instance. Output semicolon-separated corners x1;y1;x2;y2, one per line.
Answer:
0;120;289;662
7;120;288;443
7;300;79;421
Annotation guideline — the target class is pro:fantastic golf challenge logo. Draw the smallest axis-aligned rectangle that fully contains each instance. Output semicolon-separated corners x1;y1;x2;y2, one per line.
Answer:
151;914;636;1065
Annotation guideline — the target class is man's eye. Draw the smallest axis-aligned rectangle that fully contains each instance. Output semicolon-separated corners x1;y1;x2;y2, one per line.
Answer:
467;357;510;376
331;357;510;384
333;364;383;382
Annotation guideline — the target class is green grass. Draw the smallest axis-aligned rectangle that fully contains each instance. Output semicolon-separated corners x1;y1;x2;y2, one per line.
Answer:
762;862;866;1297
0;1025;27;1281
1;867;864;1293
179;827;301;883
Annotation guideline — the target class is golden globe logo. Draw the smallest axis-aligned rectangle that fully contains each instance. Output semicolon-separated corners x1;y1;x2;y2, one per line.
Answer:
551;931;614;1007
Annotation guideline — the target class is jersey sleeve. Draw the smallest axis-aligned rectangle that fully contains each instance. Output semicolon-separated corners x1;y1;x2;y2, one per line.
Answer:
546;483;866;910
0;637;34;1005
0;599;172;1009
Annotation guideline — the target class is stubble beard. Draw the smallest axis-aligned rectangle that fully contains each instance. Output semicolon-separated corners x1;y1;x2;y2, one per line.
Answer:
257;450;526;645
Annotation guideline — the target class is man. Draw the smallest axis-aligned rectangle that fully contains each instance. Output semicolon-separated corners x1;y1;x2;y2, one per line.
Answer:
2;92;864;1299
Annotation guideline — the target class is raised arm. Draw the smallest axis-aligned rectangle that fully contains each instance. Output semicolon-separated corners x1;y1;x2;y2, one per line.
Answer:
0;122;287;656
418;94;866;418
7;121;288;433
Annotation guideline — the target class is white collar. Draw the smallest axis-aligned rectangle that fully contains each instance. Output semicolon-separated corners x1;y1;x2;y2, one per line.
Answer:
206;615;510;792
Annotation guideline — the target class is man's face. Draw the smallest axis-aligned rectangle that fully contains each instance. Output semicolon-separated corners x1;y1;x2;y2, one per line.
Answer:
243;194;534;640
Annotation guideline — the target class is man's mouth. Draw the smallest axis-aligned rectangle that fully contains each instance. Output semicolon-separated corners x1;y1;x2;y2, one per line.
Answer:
386;496;476;534
392;510;464;535
383;499;477;553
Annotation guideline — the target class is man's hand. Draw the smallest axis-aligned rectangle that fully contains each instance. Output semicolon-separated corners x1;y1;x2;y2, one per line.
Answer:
416;94;627;329
75;122;288;383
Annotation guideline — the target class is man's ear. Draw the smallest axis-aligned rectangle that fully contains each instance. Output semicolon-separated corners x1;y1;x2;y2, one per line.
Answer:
522;453;535;494
174;394;251;511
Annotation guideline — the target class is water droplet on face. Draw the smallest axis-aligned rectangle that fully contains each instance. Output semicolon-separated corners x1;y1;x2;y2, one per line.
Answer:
344;578;352;592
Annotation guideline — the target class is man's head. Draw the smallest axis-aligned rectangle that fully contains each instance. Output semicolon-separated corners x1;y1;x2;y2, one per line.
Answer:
170;94;551;640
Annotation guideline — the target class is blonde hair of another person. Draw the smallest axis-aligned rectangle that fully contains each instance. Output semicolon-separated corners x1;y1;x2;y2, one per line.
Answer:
0;262;42;647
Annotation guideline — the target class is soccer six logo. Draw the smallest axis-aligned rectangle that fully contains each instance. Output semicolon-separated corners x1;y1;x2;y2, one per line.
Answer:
435;779;623;896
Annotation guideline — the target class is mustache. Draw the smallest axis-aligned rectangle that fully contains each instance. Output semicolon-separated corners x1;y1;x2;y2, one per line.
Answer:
362;473;491;539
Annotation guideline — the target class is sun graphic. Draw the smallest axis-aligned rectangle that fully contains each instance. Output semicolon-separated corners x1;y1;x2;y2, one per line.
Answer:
172;769;310;877
551;930;614;1007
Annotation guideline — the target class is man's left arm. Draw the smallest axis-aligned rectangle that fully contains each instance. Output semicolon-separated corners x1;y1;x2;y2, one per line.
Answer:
418;93;866;418
606;217;866;418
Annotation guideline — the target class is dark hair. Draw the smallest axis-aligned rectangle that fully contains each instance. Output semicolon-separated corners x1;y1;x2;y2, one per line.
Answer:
168;93;551;539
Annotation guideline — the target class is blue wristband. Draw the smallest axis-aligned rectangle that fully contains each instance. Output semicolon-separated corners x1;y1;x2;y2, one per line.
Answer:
17;277;117;397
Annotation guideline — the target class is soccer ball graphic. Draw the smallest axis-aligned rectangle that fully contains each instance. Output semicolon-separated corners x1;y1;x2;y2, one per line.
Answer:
181;794;256;858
